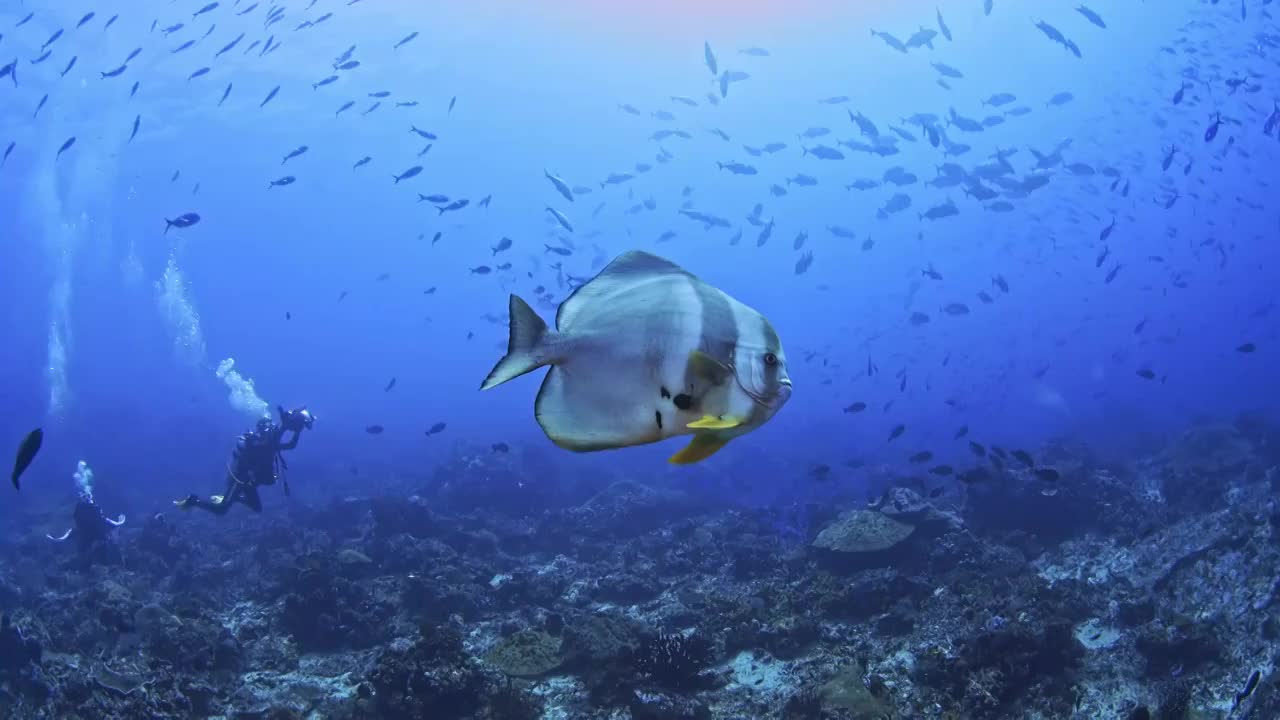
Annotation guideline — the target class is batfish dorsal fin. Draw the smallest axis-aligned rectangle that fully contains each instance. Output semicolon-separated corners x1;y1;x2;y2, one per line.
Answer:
669;434;730;464
556;251;692;332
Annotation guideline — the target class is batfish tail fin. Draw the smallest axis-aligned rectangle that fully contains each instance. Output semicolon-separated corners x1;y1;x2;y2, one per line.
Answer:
481;294;552;390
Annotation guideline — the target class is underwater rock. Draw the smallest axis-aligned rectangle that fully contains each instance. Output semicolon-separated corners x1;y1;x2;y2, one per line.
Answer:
1155;423;1257;506
1134;619;1225;678
0;614;42;673
818;663;892;718
594;572;661;605
923;617;1084;718
564;480;697;538
629;688;711;720
135;604;241;674
483;629;564;678
873;486;963;532
367;495;437;539
367;624;492;719
561;611;644;668
230;656;362;718
334;548;374;577
811;509;915;565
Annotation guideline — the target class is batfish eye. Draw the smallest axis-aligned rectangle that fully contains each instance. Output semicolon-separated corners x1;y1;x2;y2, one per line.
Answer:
764;352;778;367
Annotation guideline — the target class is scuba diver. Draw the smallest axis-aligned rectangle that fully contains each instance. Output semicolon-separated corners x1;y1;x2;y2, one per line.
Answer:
48;461;126;568
175;405;314;515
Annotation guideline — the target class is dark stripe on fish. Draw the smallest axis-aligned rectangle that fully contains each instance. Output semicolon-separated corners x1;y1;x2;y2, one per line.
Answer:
684;280;737;408
695;282;738;365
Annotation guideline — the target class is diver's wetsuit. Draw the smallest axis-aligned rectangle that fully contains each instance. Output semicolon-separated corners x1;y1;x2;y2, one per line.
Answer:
179;407;311;515
48;500;126;567
73;501;118;565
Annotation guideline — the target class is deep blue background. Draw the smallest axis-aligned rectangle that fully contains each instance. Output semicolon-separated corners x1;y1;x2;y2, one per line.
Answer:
1;0;1277;534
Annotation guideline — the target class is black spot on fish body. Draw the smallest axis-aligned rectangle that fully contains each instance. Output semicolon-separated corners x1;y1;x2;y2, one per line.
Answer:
655;411;664;430
660;386;671;400
673;393;693;410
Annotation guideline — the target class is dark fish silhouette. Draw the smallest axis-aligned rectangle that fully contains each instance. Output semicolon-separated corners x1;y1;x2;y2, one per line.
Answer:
392;165;422;183
165;213;200;233
12;429;43;490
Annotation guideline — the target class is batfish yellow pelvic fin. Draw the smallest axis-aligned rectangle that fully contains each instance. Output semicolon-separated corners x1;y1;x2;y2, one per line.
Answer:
687;414;743;430
668;434;730;464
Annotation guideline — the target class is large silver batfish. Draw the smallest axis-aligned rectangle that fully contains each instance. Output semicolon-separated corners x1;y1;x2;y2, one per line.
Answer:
481;251;792;464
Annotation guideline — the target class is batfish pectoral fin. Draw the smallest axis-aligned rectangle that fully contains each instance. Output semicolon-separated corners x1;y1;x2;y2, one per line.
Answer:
687;414;743;430
668;434;730;464
687;350;732;386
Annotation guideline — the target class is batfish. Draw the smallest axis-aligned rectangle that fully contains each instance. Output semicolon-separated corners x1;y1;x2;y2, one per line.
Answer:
481;251;791;463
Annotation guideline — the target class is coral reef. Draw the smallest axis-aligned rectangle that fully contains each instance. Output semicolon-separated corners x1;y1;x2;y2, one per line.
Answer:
1;416;1278;718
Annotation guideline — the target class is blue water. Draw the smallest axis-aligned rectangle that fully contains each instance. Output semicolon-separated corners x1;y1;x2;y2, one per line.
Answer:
1;0;1277;521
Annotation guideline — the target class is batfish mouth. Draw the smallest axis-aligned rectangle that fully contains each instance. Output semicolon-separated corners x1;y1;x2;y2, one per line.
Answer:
774;379;794;406
736;372;792;408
